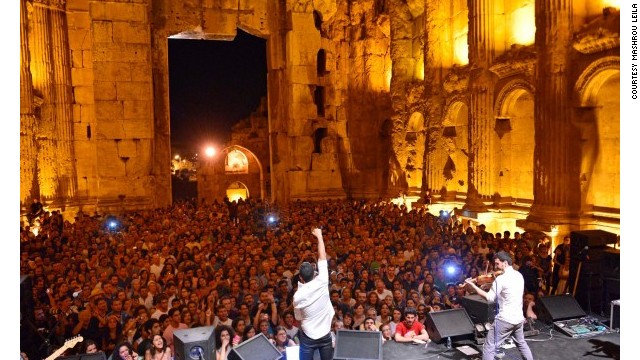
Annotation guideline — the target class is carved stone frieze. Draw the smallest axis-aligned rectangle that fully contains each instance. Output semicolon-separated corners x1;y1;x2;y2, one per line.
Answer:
573;8;620;54
443;66;470;94
489;45;536;79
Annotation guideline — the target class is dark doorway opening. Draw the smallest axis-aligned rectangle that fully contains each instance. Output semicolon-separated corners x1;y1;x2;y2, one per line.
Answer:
168;29;267;202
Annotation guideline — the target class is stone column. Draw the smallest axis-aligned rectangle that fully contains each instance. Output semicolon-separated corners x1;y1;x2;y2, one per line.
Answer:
20;0;38;206
465;0;495;211
29;0;58;200
422;0;444;196
50;0;77;199
388;0;415;193
528;0;578;221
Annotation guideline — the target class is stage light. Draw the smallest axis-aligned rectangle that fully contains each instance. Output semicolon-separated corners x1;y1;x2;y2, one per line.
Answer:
447;266;456;275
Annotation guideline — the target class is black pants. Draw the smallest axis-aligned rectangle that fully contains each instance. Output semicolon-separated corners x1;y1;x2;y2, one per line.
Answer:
299;330;333;360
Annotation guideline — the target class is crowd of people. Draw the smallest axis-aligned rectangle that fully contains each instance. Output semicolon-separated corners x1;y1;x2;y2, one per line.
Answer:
20;197;557;360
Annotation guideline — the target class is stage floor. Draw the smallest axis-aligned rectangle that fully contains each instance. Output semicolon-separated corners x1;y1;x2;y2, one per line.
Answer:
380;327;620;360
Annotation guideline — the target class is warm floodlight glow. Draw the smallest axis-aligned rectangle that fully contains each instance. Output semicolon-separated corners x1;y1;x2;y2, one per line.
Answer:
415;58;424;81
453;34;469;65
510;4;535;46
227;188;247;202
205;147;216;157
601;0;619;8
174;154;180;160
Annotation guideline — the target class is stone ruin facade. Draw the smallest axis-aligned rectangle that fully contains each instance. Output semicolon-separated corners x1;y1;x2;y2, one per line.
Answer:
20;0;620;235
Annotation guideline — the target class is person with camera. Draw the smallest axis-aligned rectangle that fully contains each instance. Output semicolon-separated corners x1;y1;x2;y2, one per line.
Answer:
293;228;334;360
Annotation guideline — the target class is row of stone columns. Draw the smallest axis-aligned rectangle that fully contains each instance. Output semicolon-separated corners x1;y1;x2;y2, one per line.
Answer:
21;0;77;207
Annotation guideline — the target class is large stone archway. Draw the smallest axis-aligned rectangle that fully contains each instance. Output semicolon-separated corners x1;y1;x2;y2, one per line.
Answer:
428;100;469;200
198;144;265;203
494;80;535;204
574;57;620;213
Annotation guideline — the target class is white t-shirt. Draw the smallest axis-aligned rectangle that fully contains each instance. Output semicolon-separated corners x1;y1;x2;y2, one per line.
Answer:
485;266;526;325
293;259;335;339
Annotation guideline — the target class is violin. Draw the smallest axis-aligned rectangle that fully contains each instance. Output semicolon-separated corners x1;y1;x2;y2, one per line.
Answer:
461;270;504;291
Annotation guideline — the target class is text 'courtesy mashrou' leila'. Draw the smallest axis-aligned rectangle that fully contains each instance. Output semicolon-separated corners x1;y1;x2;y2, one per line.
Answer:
634;4;639;99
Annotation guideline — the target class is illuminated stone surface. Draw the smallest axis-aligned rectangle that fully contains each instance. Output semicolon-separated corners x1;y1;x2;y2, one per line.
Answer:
20;0;619;234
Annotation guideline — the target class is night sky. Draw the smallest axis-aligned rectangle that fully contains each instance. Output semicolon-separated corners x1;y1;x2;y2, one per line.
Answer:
168;30;267;155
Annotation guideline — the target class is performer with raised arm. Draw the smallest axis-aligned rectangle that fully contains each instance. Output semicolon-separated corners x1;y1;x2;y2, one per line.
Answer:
465;251;534;360
293;228;335;360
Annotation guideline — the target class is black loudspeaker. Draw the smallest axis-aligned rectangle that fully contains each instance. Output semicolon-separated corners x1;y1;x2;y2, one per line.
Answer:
58;352;108;360
567;231;617;314
459;294;497;325
424;308;475;343
570;230;617;250
20;275;39;360
536;295;586;323
173;326;216;360
334;329;382;360
609;300;620;330
228;333;282;360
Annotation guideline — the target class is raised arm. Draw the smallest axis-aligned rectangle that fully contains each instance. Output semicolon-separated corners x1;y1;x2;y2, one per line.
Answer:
312;228;326;261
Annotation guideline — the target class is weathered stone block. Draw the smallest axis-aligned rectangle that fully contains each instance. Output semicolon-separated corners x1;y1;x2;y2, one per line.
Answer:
93;44;150;63
123;100;152;119
68;29;91;50
116;139;137;157
117;82;152;101
290;65;317;84
67;0;89;12
94;81;117;100
310;153;337;171
112;22;150;44
72;50;83;68
81;104;96;123
73;104;82;123
123;118;153;138
71;68;94;86
92;21;113;44
67;11;90;30
93;62;131;81
83;51;93;68
130;63;152;82
202;9;238;37
90;2;147;22
95;100;123;121
307;169;343;189
74;86;95;104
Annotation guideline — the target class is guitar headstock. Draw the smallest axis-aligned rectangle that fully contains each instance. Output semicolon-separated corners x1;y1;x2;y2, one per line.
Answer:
65;335;84;348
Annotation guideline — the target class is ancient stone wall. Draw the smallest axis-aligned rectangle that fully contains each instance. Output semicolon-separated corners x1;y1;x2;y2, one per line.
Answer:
20;0;620;234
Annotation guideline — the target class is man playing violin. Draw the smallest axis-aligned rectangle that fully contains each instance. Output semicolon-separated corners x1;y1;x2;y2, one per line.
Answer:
465;251;533;360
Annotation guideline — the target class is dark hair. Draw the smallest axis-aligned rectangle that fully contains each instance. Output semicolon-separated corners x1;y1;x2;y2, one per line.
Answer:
81;338;99;353
403;307;417;316
242;324;256;342
143;318;160;332
168;308;181;317
111;341;134;360
149;334;167;356
299;262;315;283
495;251;513;265
215;325;235;350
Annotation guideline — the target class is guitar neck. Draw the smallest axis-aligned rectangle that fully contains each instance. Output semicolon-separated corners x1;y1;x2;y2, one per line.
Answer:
45;345;69;360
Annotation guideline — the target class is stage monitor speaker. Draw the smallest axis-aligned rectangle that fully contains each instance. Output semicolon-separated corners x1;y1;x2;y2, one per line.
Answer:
537;295;586;323
610;300;620;330
424;308;475;343
228;333;282;360
58;352;107;360
334;329;382;360
459;294;497;324
173;326;216;360
570;230;617;250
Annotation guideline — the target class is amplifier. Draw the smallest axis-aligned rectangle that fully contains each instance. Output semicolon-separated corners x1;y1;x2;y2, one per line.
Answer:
610;300;620;330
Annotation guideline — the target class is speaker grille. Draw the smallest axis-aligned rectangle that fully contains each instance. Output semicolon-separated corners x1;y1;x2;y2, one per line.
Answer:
334;330;382;360
537;295;586;323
